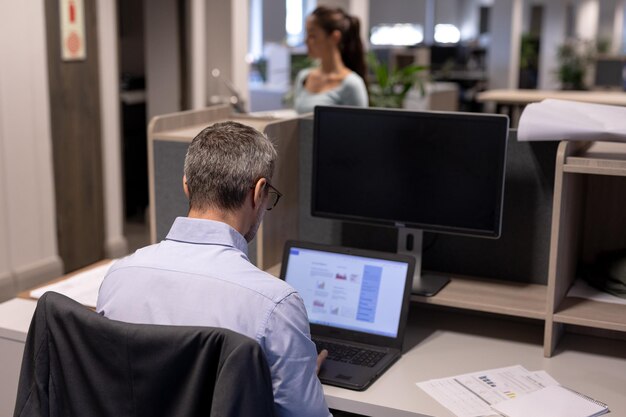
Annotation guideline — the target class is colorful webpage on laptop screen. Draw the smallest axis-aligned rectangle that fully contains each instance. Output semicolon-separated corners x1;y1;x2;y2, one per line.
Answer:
284;247;408;338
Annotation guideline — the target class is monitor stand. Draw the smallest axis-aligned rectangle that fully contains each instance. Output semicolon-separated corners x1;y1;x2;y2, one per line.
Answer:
397;227;450;297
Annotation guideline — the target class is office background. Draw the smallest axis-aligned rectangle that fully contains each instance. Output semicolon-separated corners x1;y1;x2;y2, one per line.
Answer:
1;0;626;303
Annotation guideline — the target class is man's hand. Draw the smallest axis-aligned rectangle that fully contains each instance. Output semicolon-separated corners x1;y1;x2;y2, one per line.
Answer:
316;349;328;375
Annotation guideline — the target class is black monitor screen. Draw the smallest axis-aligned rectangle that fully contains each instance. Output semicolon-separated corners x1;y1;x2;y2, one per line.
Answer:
312;106;509;238
594;59;625;88
430;45;459;70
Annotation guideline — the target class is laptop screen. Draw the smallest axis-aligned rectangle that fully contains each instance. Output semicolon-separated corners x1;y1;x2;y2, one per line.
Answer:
283;246;410;338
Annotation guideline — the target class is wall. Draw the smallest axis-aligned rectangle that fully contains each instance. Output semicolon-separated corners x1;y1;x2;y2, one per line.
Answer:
204;0;250;109
538;0;567;89
318;0;351;11
232;0;250;106
575;0;599;42
98;0;127;259
145;0;181;121
435;0;458;26
118;0;145;76
623;3;626;53
0;0;63;300
263;0;287;44
613;1;625;54
188;0;205;109
46;0;107;273
487;0;522;89
206;1;234;105
369;0;427;27
458;0;483;42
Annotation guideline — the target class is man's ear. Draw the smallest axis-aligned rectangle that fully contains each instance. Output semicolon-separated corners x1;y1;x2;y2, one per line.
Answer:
252;177;267;209
183;175;190;199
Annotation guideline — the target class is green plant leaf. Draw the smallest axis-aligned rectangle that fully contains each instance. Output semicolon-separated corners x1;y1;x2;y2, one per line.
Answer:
366;51;427;107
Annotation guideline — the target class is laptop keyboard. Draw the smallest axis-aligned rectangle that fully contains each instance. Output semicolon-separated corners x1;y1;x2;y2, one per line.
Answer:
314;339;386;367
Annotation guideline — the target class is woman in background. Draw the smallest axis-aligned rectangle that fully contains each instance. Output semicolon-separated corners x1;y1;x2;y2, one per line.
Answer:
294;6;369;114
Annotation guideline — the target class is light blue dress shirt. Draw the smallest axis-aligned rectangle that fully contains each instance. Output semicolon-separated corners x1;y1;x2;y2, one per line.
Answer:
97;217;331;417
294;68;368;114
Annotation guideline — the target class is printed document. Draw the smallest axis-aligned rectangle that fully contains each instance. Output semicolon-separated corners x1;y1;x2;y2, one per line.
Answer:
416;365;558;417
518;99;626;142
30;260;114;308
568;278;626;306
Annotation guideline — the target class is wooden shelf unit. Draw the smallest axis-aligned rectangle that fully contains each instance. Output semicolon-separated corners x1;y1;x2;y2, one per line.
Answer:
411;274;547;320
554;297;626;332
545;140;626;356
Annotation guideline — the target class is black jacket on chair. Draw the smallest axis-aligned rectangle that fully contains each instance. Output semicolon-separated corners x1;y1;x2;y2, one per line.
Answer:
14;291;276;417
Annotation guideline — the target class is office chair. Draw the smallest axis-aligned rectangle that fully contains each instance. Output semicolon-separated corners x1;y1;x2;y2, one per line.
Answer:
13;291;276;417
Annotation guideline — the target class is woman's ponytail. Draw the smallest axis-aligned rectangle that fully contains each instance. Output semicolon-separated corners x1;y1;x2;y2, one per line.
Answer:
311;6;368;84
341;14;367;84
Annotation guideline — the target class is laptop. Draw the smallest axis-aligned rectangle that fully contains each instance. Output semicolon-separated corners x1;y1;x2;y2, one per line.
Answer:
280;240;415;391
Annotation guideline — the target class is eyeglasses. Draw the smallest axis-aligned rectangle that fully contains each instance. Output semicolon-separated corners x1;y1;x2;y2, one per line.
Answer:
264;181;282;211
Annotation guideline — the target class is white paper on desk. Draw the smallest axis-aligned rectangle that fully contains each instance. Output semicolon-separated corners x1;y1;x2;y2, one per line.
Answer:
416;365;558;417
492;385;609;417
567;278;626;306
30;261;114;308
517;99;626;142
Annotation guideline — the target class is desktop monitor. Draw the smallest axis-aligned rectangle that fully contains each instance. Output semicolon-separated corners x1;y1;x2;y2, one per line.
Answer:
312;106;509;295
429;45;459;71
594;58;625;89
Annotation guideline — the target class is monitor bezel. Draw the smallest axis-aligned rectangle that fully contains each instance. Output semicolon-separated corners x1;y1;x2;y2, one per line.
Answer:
311;105;509;238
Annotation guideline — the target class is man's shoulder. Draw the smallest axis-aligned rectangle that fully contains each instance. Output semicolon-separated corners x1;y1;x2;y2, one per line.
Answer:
232;267;298;306
106;245;159;274
104;244;298;305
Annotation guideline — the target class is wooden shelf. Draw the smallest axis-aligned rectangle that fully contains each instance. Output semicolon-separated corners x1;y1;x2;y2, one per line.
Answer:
546;140;626;356
412;274;547;320
564;142;626;176
554;297;626;332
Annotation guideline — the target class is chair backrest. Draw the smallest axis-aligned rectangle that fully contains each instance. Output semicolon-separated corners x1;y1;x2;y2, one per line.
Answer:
14;291;276;417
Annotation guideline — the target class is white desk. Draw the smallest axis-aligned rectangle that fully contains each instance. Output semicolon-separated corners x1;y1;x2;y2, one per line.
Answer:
324;304;626;417
2;297;625;417
0;298;37;417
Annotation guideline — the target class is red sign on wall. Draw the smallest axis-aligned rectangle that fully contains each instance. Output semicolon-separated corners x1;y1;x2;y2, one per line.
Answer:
60;0;86;61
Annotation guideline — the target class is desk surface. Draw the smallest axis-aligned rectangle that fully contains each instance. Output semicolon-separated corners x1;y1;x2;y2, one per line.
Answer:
324;304;626;417
0;298;37;342
477;89;626;106
4;267;626;417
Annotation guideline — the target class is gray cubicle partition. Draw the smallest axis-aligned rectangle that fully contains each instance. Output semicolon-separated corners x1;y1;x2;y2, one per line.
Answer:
153;140;188;242
297;116;343;245
418;131;558;285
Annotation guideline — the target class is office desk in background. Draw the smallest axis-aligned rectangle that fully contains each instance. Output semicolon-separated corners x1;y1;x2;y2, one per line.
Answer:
477;89;626;127
2;265;626;417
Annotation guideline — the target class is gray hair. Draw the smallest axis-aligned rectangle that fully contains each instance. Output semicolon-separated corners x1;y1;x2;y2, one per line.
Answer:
183;121;277;212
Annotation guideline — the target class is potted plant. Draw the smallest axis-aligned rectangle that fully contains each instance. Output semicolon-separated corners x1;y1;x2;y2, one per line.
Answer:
555;39;595;90
367;52;427;108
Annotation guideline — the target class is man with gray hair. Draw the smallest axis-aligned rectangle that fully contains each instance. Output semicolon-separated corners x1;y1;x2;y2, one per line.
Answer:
97;121;331;417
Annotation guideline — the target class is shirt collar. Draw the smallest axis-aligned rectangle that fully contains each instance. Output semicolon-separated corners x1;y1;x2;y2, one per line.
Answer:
165;217;249;256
